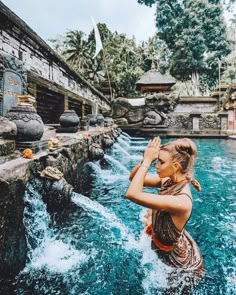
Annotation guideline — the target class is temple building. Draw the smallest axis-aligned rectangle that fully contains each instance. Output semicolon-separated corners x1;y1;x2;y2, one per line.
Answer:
135;69;176;93
0;1;110;123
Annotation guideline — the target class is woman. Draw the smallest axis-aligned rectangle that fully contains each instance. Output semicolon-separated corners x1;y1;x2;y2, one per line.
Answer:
126;137;204;294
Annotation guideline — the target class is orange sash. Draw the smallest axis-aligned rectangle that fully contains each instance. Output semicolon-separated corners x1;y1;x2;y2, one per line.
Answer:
145;224;176;252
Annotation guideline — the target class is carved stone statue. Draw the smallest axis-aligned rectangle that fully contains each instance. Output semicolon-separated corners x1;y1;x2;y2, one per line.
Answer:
112;92;179;127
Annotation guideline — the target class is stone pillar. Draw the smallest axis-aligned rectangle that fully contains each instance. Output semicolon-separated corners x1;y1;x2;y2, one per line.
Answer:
92;103;98;115
228;109;235;130
190;113;201;131
81;103;85;119
64;95;69;111
218;112;228;130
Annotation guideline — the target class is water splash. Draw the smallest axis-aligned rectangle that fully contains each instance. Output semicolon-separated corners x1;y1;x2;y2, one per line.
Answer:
121;132;131;140
22;182;88;274
71;192;137;250
104;154;129;174
113;142;130;156
117;137;131;149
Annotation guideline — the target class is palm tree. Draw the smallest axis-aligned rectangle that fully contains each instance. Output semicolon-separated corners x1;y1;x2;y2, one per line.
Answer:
63;30;91;73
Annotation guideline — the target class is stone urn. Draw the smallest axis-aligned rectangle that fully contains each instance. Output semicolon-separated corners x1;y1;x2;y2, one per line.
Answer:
96;113;104;127
5;105;44;141
87;114;97;127
59;110;80;128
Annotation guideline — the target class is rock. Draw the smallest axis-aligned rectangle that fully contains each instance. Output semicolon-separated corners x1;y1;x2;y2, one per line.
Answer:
0;117;17;139
143;111;162;126
114;118;128;125
112;93;179;126
88;143;104;161
126;107;144;123
0;139;15;156
104;117;114;127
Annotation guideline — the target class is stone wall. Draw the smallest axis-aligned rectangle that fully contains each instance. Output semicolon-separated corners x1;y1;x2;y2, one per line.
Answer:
169;113;193;130
0;2;110;118
0;128;119;278
112;95;225;131
175;97;218;113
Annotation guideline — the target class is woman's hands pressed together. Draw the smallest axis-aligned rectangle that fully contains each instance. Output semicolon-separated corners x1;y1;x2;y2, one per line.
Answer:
143;136;161;165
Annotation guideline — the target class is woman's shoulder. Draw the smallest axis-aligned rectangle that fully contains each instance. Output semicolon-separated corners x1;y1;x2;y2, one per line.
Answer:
178;184;193;202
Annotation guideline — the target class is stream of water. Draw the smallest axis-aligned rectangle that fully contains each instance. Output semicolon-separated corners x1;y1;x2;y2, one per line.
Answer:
11;133;236;294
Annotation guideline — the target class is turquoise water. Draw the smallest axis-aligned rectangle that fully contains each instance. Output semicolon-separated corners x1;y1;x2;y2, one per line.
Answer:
16;134;236;294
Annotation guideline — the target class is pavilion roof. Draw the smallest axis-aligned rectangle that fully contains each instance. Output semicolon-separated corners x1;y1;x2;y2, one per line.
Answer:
136;70;176;86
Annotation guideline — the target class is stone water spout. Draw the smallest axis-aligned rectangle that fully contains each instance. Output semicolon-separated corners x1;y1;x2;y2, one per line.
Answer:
38;166;73;213
88;143;104;161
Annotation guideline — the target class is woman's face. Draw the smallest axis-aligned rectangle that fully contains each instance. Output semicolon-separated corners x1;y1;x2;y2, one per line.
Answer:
155;150;174;178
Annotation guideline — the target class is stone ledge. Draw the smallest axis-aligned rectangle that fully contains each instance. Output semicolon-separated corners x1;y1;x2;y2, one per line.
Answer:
180;96;218;103
0;139;15;156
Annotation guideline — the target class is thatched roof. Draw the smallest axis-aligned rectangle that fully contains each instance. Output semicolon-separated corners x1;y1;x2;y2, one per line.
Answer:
136;70;176;86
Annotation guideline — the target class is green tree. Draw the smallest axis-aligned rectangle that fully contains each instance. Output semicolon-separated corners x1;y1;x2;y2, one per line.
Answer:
50;23;171;96
138;0;231;95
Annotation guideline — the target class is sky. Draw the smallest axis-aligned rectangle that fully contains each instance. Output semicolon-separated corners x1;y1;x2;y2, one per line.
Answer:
1;0;157;43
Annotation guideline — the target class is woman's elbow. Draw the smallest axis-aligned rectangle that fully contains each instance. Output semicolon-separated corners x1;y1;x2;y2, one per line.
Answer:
126;190;134;200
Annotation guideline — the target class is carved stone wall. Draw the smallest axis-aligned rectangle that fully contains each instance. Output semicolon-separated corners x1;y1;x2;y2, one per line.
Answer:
169;114;192;130
199;114;220;130
112;93;179;127
112;95;225;130
0;2;110;117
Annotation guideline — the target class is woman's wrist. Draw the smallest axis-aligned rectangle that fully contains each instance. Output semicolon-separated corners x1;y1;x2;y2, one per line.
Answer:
140;158;152;169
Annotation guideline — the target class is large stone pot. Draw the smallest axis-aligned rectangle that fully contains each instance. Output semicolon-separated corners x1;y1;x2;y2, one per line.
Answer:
87;114;97;127
96;113;104;127
5;105;44;141
59;110;80;128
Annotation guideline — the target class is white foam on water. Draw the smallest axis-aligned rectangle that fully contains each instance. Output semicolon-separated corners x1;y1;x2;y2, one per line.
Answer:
23;184;88;274
211;156;223;173
139;232;169;295
117;137;131;149
86;161;103;174
28;240;88;273
120;133;131;142
129;145;146;151
104;154;129;174
121;132;131;139
72;193;138;251
101;172;128;183
138;209;169;294
113;142;130;156
130;140;148;144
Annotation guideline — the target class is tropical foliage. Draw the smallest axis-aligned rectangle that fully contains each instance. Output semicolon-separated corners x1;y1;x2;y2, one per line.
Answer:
50;1;236;97
138;0;232;95
50;24;170;97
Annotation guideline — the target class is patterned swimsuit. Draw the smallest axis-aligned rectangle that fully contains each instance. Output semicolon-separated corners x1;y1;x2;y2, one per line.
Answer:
151;179;204;291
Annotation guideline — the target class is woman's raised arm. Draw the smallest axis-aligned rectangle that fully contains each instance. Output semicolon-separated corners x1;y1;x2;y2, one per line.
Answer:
129;161;161;187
